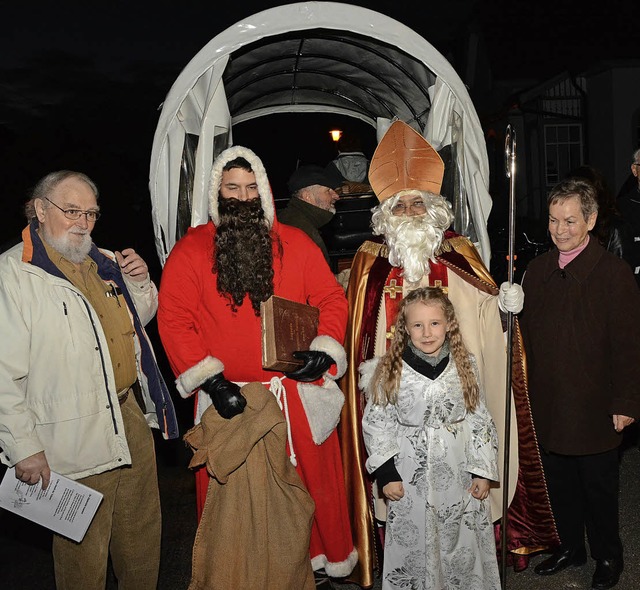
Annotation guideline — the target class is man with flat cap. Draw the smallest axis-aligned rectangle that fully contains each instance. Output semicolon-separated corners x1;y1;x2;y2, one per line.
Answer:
338;120;559;587
279;164;343;264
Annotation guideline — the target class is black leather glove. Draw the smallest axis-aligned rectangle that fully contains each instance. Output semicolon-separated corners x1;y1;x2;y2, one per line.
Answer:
284;350;334;382
200;373;246;419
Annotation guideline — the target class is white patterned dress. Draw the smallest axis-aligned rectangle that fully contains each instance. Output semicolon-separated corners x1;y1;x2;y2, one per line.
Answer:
360;354;501;590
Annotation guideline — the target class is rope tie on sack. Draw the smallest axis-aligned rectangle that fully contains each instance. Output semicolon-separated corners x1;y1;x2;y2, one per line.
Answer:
264;376;297;467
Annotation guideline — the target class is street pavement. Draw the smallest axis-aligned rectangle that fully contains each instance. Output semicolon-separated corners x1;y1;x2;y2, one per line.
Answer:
1;422;639;590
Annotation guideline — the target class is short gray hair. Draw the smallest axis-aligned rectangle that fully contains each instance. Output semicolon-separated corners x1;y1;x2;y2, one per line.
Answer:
24;171;99;220
547;178;598;221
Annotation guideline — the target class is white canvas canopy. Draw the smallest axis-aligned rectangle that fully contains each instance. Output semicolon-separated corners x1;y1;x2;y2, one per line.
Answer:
149;1;493;267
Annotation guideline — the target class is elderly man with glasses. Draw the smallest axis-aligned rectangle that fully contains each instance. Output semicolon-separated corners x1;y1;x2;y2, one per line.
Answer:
338;120;559;588
0;170;178;590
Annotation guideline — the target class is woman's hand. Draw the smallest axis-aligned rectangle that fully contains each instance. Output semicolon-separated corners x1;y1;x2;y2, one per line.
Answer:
613;414;635;433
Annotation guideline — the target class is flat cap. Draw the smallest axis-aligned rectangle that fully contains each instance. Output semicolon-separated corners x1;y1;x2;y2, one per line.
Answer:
287;165;343;193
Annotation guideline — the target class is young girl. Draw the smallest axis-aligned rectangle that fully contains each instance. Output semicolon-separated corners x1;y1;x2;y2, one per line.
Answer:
360;287;501;590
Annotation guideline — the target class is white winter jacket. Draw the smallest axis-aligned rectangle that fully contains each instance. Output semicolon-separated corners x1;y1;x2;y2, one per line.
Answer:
0;225;178;479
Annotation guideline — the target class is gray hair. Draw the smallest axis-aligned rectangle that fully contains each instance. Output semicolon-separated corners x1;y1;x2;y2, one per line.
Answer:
24;170;99;220
632;148;640;165
547;178;598;221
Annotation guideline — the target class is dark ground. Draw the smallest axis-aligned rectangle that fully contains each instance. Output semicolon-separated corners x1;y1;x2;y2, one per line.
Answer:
1;414;639;590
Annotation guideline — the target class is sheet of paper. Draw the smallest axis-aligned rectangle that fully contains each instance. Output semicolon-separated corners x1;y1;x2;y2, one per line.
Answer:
0;467;103;542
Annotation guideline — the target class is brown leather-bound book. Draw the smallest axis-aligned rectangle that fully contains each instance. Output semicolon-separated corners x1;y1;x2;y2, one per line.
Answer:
261;295;320;372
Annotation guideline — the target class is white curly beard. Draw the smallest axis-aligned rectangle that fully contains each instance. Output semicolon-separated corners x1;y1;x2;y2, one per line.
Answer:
372;193;453;285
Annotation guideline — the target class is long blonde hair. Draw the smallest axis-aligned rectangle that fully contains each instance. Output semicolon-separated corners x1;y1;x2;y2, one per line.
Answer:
369;287;479;411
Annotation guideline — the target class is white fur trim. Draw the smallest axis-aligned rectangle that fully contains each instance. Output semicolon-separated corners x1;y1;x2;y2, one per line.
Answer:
357;357;380;397
207;145;274;228
175;356;224;398
298;380;344;445
311;547;358;578
310;335;347;379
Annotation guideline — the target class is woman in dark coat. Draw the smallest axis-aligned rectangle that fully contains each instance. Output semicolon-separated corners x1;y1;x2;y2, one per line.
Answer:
520;178;640;590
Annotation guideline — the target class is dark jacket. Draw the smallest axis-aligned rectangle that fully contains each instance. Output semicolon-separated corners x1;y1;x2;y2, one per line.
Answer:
277;198;333;263
520;236;640;455
616;186;640;285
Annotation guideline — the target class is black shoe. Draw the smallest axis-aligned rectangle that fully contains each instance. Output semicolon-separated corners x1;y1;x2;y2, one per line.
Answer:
534;547;587;576
592;557;623;589
314;570;335;589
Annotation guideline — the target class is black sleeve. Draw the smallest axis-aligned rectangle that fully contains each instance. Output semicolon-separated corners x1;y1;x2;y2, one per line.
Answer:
374;457;402;490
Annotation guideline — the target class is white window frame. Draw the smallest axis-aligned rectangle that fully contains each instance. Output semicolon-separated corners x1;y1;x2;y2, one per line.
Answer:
543;123;583;189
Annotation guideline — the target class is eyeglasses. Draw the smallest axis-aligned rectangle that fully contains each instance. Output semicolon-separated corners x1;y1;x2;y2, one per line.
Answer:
44;197;101;222
391;200;427;216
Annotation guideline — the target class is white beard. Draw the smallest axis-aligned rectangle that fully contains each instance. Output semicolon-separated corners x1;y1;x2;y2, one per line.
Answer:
371;193;453;285
42;227;92;264
385;215;445;284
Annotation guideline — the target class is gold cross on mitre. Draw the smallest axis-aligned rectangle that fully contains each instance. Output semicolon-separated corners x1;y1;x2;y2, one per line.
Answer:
383;279;403;299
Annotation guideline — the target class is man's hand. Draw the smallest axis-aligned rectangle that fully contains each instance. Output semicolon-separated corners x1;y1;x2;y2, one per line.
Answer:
115;248;148;282
382;481;404;501
613;414;635;433
200;373;246;419
284;350;334;382
15;451;51;489
498;281;524;314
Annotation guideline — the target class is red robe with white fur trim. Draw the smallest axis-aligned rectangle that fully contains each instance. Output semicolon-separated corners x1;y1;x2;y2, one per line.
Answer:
158;219;357;578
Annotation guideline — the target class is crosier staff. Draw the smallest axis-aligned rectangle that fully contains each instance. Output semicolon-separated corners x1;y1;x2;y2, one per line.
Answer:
500;124;517;589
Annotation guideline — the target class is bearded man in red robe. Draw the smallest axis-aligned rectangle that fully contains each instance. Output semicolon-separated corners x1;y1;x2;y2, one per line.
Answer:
158;145;357;584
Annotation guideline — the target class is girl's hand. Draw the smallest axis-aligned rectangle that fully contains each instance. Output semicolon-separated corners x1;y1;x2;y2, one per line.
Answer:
382;481;405;501
469;477;490;500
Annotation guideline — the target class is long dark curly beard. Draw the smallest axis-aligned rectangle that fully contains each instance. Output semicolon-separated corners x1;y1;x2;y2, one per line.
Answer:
214;197;275;315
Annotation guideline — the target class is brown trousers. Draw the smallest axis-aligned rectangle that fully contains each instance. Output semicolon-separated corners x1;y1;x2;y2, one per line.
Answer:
52;392;161;590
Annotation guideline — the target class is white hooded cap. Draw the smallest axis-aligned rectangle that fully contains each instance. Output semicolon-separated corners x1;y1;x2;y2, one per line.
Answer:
207;145;275;227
